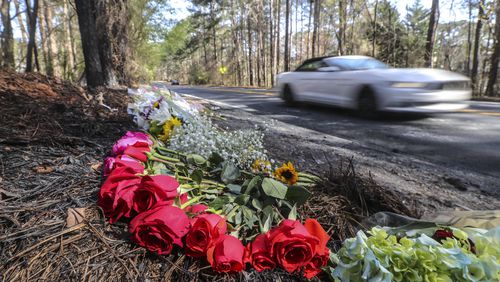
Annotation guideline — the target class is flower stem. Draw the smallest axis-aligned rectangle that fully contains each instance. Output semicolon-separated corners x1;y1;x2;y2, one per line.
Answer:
180;195;203;209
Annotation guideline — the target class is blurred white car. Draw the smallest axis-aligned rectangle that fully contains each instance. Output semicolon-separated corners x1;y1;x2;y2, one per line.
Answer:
276;55;471;114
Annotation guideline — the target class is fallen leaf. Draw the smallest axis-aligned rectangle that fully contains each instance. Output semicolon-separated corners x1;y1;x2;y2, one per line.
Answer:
34;165;54;174
66;207;86;228
91;162;102;172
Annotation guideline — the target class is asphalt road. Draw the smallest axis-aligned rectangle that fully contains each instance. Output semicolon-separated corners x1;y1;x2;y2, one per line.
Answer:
170;85;500;182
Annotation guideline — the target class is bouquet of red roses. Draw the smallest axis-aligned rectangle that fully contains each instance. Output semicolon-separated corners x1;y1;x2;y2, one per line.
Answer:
98;131;331;279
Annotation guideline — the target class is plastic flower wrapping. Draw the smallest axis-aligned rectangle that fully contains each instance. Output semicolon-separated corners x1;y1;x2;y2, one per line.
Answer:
331;226;500;282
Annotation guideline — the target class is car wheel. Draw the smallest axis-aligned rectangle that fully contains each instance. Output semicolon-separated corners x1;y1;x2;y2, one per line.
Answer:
282;84;296;106
357;89;379;118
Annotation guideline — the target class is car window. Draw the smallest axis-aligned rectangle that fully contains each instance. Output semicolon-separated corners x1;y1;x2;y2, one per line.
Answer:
326;58;388;70
296;60;328;71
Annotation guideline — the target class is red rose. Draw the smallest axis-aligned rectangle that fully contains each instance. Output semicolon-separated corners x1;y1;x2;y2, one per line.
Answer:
184;204;208;214
207;235;245;273
130;203;190;255
133;175;179;213
245;233;276;272
268;219;319;273
123;143;150;162
104;155;144;177
185;213;227;257
98;166;142;223
303;219;330;279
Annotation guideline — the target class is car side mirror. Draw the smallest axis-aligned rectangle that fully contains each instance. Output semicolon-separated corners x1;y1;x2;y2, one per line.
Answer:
318;66;340;72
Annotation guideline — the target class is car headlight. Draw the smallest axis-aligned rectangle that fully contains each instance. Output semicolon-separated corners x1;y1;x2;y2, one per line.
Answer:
390;82;428;88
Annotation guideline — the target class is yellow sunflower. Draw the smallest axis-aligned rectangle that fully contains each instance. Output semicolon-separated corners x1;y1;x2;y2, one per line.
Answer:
159;117;182;141
251;159;271;173
274;162;298;185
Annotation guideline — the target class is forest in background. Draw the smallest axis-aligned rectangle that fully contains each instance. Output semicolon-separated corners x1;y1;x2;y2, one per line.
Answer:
0;0;499;96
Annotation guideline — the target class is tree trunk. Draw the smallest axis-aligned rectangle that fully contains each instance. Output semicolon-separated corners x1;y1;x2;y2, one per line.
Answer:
338;0;345;55
284;0;290;71
424;0;439;67
371;0;378;57
13;0;28;44
276;0;281;73
486;0;500;96
466;0;472;75
38;0;50;74
307;0;312;58
25;0;40;72
247;15;254;85
1;0;15;68
74;0;105;87
471;0;484;92
312;0;320;57
95;0;129;86
43;0;60;76
62;0;76;79
269;0;274;85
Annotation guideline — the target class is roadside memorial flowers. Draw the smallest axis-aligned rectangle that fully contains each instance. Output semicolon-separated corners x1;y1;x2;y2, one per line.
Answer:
97;85;499;281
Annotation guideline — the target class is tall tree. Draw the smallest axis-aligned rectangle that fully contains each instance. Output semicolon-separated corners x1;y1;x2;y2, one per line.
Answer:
486;0;500;96
74;0;105;87
75;0;129;87
284;0;291;71
43;0;60;76
424;0;439;67
25;0;40;72
1;0;15;68
471;0;485;92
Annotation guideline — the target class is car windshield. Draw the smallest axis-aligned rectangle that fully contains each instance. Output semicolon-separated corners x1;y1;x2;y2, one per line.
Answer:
326;57;388;70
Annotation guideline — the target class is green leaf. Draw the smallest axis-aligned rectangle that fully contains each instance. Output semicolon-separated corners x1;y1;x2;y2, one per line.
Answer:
244;176;262;195
221;162;240;184
241;206;256;229
227;184;242;194
234;194;250;205
251;198;263;211
234;210;243;226
208;197;226;210
288;204;297;220
285;185;312;206
190;169;203;184
187;154;207;166
208;152;224;166
261;178;288;199
260;213;272;233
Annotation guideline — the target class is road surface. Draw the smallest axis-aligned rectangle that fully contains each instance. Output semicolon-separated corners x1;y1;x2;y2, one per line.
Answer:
168;85;500;210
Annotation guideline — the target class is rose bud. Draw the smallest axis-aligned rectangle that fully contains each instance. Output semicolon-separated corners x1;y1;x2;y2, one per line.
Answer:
303;219;330;279
207;235;245;273
268;219;319;273
112;131;152;156
130;203;190;255
133;175;179;214
123;143;150;162
98;166;142;223
185;214;227;257
103;155;144;177
245;233;276;272
432;229;454;241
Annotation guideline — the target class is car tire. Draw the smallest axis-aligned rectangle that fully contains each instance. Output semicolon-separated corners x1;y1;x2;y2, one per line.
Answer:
282;84;296;106
357;88;379;118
